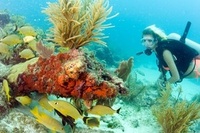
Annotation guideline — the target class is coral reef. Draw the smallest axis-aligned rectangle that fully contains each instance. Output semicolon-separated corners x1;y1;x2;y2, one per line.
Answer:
152;84;200;133
94;45;117;67
0;109;48;133
115;57;133;81
7;57;39;83
15;49;127;101
0;62;10;80
102;115;123;130
43;0;117;48
0;83;10;119
0;13;47;66
0;11;10;27
120;73;159;109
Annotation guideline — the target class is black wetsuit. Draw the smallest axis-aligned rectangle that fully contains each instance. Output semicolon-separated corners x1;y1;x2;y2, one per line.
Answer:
155;39;198;81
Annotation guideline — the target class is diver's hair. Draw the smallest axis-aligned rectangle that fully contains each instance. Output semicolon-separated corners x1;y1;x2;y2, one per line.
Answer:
142;25;167;42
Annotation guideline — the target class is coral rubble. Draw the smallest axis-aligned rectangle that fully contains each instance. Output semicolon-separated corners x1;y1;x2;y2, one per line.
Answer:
15;49;127;101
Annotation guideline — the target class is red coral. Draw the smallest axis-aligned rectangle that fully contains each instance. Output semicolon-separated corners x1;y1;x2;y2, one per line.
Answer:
16;49;127;100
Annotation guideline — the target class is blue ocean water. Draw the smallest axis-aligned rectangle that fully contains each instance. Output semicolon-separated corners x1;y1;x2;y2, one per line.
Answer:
0;0;200;78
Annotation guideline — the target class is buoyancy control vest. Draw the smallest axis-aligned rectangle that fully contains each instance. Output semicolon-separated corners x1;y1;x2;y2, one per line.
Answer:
155;39;199;80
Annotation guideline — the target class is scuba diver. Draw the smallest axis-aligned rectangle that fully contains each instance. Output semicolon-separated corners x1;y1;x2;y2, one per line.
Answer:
138;22;200;87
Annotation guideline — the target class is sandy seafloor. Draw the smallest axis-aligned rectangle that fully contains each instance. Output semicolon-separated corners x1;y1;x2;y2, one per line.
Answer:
0;65;200;133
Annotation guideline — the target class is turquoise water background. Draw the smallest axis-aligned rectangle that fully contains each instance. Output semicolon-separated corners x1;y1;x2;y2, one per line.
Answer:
1;0;200;70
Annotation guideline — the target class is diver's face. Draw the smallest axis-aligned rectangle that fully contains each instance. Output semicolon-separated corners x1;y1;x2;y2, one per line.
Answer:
141;35;157;49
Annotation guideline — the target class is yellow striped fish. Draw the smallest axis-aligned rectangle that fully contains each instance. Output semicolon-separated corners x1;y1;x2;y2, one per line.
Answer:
48;100;83;120
87;105;120;116
30;106;65;133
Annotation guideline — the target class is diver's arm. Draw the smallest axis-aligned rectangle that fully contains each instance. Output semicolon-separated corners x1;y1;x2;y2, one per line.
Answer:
163;50;180;83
